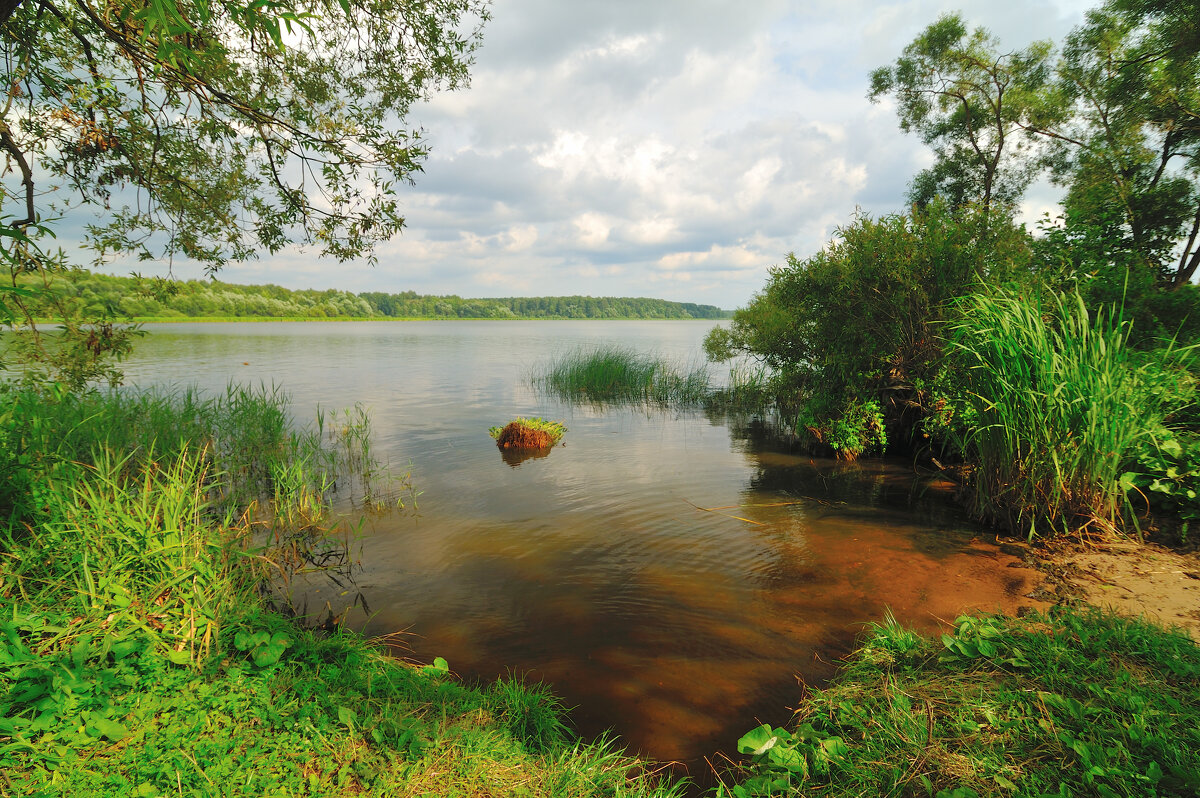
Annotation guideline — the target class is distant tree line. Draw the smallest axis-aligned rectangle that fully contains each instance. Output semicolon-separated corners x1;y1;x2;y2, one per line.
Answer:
28;271;729;321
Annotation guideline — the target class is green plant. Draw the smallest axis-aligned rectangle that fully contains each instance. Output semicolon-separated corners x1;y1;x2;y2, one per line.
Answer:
537;345;711;406
705;202;1034;457
1124;431;1200;544
947;287;1196;538
721;607;1200;798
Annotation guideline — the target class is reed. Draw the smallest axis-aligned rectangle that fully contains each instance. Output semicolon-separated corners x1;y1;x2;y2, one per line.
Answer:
537;345;711;405
946;287;1196;538
706;362;777;410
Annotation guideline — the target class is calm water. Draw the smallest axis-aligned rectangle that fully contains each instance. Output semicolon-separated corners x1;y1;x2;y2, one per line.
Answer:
120;320;1042;780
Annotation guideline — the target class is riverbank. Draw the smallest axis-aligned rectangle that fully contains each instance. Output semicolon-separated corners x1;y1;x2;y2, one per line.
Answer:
717;603;1200;797
0;385;686;797
1026;539;1200;641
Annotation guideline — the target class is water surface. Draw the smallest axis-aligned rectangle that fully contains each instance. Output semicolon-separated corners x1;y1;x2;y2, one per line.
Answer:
121;321;1044;778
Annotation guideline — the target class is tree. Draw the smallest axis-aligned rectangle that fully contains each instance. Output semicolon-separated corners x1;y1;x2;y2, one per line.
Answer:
875;2;1200;292
1;0;488;384
1038;0;1200;288
869;13;1055;211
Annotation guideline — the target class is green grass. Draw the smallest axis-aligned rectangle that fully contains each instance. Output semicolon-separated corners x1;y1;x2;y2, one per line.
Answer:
537;345;711;406
720;607;1200;798
0;606;687;797
0;384;686;797
946;288;1197;539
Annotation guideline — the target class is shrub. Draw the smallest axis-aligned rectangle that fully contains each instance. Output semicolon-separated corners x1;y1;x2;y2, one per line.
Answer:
704;202;1034;457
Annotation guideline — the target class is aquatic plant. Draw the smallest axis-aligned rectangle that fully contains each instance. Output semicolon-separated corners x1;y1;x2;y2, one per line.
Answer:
536;344;710;405
489;416;567;449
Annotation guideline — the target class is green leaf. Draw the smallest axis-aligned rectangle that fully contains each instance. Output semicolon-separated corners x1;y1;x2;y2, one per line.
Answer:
166;649;191;665
737;724;778;756
819;736;848;759
422;656;450;676
87;715;128;741
337;706;357;727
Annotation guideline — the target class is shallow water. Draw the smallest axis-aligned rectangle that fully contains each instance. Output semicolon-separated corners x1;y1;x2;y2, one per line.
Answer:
120;320;1043;779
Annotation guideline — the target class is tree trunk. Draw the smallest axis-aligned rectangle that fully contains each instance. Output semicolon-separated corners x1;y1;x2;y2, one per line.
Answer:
0;0;25;26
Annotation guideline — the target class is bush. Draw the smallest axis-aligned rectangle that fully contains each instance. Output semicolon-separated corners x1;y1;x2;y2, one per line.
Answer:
704;202;1034;457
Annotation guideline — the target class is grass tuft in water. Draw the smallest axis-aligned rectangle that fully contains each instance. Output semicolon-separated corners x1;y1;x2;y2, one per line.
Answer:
488;416;567;448
537;345;711;405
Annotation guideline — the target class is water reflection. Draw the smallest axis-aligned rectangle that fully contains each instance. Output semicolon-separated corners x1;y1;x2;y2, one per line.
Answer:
499;445;553;467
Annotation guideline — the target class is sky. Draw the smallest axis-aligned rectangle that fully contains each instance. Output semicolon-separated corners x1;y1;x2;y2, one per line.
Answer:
137;0;1096;308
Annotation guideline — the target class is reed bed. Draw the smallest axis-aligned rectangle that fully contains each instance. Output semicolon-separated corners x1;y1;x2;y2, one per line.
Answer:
537;345;711;405
946;288;1196;538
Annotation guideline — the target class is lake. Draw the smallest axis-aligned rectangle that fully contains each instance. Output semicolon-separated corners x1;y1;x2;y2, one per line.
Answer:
120;320;1044;781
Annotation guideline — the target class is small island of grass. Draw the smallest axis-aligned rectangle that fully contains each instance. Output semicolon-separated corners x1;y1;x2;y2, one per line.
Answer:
489;417;567;449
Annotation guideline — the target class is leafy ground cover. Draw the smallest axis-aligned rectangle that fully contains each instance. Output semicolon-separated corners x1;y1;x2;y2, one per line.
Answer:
0;609;684;797
719;607;1200;798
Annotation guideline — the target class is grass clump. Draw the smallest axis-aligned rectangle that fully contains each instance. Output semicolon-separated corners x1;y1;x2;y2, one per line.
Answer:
489;416;567;449
537;345;711;405
946;288;1197;539
721;607;1200;798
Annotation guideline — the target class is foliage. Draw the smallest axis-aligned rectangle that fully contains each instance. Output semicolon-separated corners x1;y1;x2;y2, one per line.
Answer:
1;0;488;270
876;1;1200;290
720;607;1200;797
946;286;1196;538
868;13;1055;211
0;611;687;797
1041;0;1200;289
1125;431;1200;545
1032;217;1200;347
704;202;1034;458
1;0;488;385
537;345;712;406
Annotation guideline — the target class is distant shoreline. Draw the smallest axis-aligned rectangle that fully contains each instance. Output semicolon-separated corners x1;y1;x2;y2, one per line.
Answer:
121;316;729;324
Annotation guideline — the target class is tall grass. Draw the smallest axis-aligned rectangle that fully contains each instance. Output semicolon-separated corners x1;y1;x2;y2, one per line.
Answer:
706;361;776;410
0;384;401;657
947;288;1196;538
537;345;711;405
7;446;251;662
